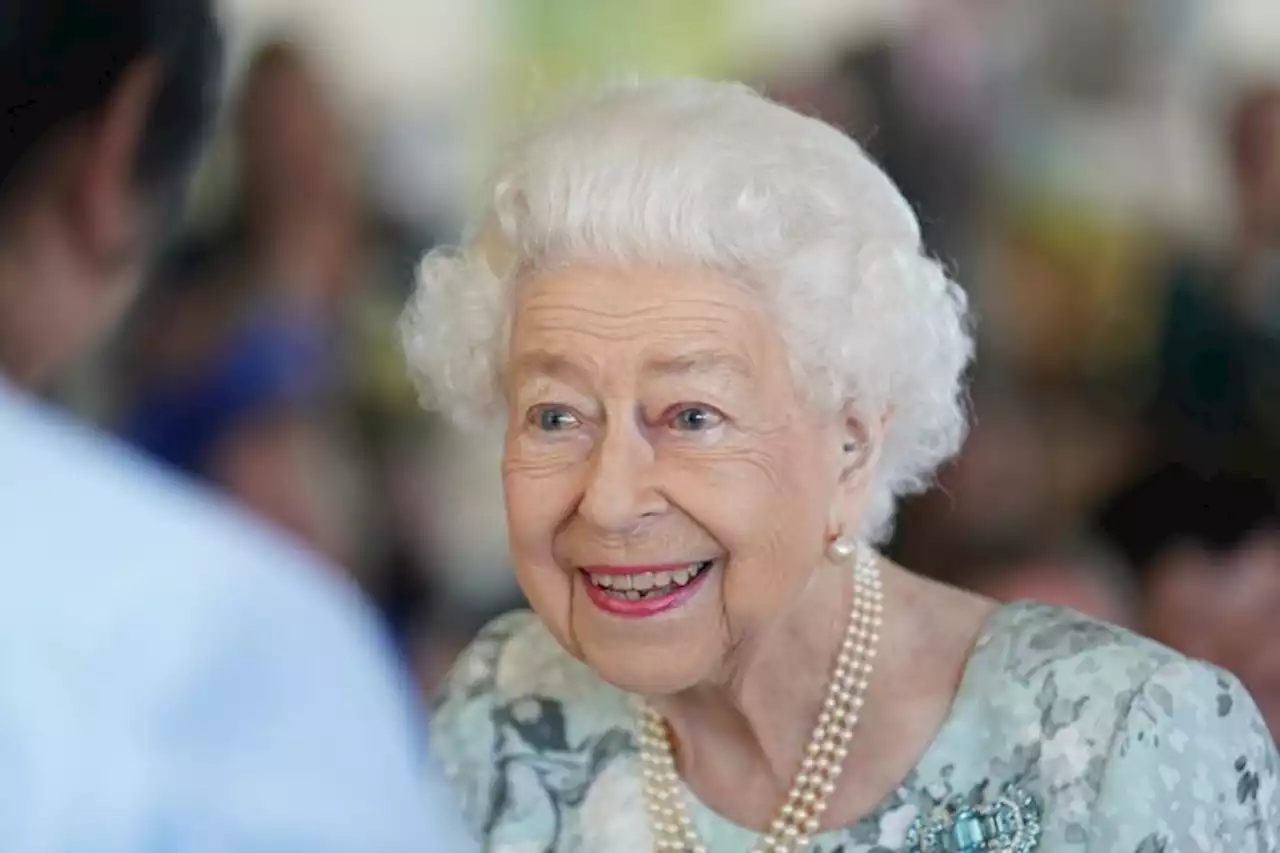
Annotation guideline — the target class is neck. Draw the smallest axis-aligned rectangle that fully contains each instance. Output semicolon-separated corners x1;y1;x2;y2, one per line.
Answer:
0;239;51;388
645;566;998;835
0;212;127;391
650;551;862;806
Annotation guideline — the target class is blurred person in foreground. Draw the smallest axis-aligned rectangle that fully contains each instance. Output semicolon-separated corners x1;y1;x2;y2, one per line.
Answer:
1098;463;1280;736
0;2;468;850
403;79;1278;851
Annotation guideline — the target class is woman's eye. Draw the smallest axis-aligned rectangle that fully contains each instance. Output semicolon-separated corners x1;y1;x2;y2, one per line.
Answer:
670;407;722;432
529;407;581;432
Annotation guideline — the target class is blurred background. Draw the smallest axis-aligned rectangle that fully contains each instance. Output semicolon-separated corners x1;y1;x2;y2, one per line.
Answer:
49;0;1280;734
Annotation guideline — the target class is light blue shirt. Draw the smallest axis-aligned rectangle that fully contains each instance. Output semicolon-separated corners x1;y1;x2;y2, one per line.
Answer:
0;378;472;853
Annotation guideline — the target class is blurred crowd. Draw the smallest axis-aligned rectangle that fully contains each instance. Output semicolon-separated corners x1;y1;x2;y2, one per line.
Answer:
54;3;1280;737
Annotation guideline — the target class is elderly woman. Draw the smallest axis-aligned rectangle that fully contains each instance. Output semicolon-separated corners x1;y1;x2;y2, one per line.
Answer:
401;80;1279;853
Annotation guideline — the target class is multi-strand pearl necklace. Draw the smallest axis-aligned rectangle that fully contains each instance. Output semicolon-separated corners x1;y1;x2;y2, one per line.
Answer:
638;544;884;853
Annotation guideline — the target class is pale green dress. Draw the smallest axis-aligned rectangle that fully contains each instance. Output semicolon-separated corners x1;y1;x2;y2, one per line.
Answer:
430;603;1279;852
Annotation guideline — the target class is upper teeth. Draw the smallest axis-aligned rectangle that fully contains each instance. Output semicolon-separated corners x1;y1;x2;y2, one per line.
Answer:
587;562;708;591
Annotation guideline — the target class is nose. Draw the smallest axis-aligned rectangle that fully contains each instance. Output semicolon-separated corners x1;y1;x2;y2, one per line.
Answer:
577;419;666;534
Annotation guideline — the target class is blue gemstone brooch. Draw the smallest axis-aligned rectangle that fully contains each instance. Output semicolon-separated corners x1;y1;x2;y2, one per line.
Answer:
903;785;1042;852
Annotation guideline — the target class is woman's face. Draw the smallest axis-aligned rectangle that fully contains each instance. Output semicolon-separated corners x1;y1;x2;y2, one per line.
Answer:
241;62;350;220
502;263;860;696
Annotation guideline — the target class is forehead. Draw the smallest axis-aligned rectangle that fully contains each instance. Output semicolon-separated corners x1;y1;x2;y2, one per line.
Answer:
508;263;784;376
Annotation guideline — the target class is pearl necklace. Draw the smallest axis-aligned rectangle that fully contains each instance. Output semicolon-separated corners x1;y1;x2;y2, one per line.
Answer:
638;544;884;853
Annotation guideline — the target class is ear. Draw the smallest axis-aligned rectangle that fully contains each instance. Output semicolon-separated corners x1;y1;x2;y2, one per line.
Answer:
825;403;891;538
69;58;163;272
836;403;888;485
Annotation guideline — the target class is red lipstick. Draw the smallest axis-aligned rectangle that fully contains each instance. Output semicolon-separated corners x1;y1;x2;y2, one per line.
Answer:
579;560;715;618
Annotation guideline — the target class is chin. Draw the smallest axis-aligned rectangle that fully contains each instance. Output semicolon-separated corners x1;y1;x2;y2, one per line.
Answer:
581;646;708;698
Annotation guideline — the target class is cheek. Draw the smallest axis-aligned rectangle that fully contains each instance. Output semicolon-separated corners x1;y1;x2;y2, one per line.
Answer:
670;438;832;597
502;436;585;544
502;447;584;647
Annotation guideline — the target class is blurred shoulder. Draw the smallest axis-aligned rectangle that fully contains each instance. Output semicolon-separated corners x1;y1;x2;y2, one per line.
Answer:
0;382;403;698
0;386;437;849
1;380;325;580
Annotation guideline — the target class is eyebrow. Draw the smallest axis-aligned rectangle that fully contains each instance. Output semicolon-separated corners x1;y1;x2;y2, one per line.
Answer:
508;348;753;384
508;350;592;383
643;350;754;380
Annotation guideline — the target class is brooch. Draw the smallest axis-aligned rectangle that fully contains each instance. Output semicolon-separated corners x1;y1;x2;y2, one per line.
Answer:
904;785;1042;853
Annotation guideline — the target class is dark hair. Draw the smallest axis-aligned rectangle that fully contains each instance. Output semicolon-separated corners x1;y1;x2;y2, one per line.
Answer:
0;0;223;211
1095;463;1280;579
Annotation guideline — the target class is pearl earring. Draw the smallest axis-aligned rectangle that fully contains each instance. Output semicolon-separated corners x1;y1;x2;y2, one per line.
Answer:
827;535;857;562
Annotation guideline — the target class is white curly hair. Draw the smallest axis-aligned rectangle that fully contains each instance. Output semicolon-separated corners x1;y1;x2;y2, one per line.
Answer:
400;78;974;543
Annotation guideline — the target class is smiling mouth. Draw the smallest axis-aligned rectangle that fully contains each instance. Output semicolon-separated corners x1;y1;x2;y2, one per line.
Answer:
581;560;715;601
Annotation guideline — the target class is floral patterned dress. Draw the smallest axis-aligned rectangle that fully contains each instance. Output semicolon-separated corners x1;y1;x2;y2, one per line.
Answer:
430;602;1280;852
